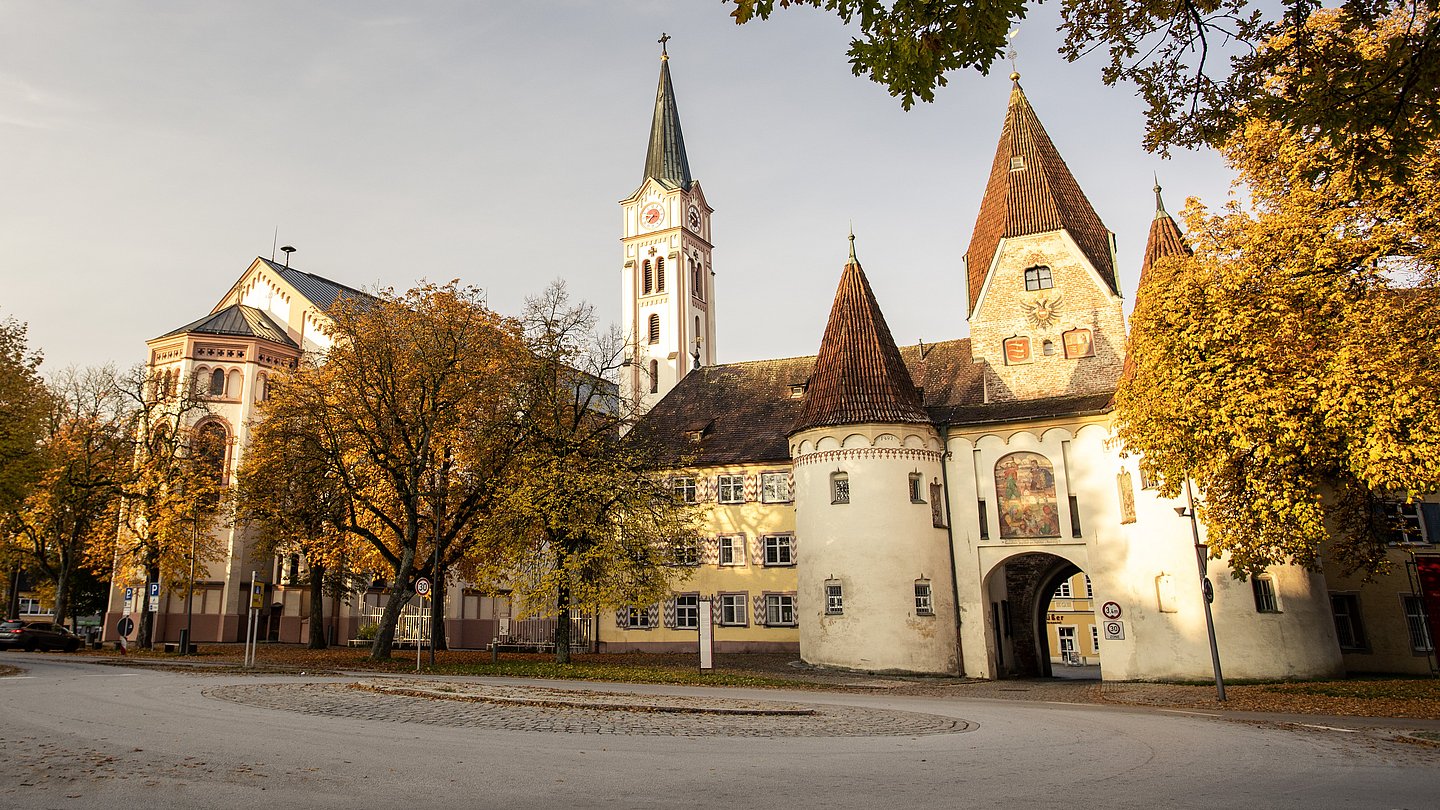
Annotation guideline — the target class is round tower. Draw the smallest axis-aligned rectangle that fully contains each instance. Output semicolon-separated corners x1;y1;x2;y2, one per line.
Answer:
789;237;959;674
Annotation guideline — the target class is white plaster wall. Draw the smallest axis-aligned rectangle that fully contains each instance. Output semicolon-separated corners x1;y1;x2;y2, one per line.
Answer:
792;424;959;674
945;417;1343;681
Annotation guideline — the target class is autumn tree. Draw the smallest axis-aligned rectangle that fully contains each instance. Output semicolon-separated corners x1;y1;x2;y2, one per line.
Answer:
2;367;128;626
270;283;529;660
0;315;47;617
476;283;699;664
110;364;227;647
234;388;360;649
1115;9;1440;578
727;0;1440;181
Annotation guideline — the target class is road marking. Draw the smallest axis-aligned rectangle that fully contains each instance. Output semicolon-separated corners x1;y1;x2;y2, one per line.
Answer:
1159;709;1221;718
80;673;138;678
1298;723;1360;733
0;676;37;680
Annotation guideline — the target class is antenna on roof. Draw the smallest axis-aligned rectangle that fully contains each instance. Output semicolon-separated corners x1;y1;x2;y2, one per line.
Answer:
271;227;278;261
280;245;296;269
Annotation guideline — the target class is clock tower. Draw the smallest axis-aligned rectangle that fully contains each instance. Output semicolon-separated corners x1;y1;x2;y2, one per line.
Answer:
621;36;715;413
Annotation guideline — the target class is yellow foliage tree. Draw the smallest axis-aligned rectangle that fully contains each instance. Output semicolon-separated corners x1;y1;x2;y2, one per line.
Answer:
1116;9;1440;577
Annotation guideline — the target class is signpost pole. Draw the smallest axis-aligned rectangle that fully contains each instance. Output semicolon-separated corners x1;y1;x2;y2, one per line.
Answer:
1185;479;1226;702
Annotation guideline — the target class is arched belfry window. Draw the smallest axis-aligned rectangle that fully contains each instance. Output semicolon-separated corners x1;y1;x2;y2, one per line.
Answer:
656;256;666;292
648;359;659;394
994;452;1060;538
209;368;226;397
194;421;229;491
692;256;703;295
648;314;660;345
642;260;654;295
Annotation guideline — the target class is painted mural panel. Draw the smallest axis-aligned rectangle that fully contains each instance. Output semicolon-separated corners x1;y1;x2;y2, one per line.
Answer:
995;452;1061;538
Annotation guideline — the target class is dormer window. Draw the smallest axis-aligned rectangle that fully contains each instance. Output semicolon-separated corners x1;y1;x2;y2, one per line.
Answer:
1024;265;1053;291
1010;155;1026;171
789;383;807;399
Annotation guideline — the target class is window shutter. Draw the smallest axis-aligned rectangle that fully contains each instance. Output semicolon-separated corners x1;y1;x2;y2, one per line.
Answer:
790;534;799;562
701;536;719;565
750;535;762;563
744;474;758;502
615;607;629;629
709;595;722;625
663;597;677;629
752;594;766;626
1423;503;1440;542
698;476;713;502
647;603;660;628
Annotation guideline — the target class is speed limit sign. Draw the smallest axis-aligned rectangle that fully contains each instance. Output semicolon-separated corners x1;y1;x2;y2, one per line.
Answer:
415;578;431;598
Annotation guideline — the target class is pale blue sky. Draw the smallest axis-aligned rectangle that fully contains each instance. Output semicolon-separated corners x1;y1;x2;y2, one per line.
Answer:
0;1;1234;373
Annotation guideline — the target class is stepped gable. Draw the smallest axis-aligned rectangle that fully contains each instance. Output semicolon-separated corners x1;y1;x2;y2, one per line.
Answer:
158;303;295;346
642;46;692;191
966;78;1117;312
790;243;930;434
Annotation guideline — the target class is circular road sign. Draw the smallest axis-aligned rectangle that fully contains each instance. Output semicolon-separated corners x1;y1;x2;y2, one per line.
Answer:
1202;577;1215;604
117;616;135;637
1101;601;1122;620
415;578;431;598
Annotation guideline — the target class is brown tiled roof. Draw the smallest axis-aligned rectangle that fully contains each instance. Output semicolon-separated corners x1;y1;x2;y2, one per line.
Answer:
790;253;930;433
1121;184;1193;386
634;338;1114;466
966;81;1117;313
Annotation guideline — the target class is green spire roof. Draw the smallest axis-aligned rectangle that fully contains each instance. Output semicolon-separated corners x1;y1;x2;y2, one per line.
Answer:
643;47;692;190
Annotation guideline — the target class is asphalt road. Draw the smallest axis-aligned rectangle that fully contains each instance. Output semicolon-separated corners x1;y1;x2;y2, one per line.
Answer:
1;653;1435;809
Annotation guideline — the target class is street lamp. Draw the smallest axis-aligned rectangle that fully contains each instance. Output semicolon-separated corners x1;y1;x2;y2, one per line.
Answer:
182;508;197;655
1175;478;1226;701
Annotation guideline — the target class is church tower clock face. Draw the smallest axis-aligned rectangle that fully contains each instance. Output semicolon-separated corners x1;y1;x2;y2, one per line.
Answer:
641;203;665;228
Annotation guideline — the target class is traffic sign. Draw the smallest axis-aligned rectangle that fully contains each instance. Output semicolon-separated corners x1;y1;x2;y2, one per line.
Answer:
249;582;264;609
117;616;134;638
1202;577;1215;604
147;581;160;613
415;578;431;598
1103;620;1125;640
1101;601;1122;620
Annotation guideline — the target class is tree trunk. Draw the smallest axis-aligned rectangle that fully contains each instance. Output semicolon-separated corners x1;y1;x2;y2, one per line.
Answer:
430;563;448;652
137;562;160;648
307;562;327;649
369;548;416;660
51;550;73;632
554;580;572;665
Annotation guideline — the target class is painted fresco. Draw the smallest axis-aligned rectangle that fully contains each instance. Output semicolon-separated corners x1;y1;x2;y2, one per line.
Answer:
995;452;1061;538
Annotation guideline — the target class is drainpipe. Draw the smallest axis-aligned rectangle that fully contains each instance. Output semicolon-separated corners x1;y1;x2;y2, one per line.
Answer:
939;425;964;677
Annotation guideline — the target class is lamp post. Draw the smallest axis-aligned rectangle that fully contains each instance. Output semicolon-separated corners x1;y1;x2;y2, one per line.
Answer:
1176;478;1226;701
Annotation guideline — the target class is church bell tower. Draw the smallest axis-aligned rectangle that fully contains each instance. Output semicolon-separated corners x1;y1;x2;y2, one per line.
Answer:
620;35;716;413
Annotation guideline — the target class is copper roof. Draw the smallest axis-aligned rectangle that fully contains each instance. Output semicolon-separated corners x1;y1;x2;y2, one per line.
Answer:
633;339;1111;466
965;80;1117;312
642;54;692;191
790;250;930;433
157;303;296;347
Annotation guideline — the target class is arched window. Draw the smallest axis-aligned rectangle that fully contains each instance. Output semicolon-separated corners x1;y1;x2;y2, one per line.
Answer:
255;374;267;403
160;369;173;400
193;421;228;489
648;314;660;344
649;359;659;394
692;257;703;293
1042;339;1056;356
656;256;665;291
1024;265;1053;291
830;471;850;504
227;369;242;400
642;260;653;295
994;452;1060;538
209;368;226;397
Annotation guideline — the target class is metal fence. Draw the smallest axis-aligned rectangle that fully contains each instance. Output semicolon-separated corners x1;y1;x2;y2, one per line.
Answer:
496;615;594;651
358;604;433;645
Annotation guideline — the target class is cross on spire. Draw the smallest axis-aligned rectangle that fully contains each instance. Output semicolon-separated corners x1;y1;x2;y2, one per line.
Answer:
659;32;671;60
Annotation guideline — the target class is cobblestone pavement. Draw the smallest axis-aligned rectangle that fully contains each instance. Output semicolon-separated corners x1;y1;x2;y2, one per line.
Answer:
205;681;974;737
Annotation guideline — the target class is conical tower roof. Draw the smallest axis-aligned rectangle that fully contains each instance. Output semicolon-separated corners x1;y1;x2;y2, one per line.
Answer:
966;77;1117;312
791;237;930;434
1138;180;1192;288
642;43;692;190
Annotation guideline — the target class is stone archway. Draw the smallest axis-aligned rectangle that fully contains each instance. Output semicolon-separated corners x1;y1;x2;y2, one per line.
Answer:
982;551;1096;679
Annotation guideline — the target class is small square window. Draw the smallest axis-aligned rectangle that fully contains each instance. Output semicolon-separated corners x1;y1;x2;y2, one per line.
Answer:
1252;575;1279;613
719;535;746;566
764;593;796;626
1009;155;1025;171
717;475;745;504
760;471;792;503
825;583;843;615
763;535;794;566
914;582;934;615
674;594;699;630
672;476;696;504
831;472;850;504
719;593;748;626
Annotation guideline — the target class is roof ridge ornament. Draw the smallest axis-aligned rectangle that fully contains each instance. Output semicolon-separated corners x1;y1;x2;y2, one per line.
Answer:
848;222;858;265
659;32;671;61
1007;27;1020;83
1153;174;1168;218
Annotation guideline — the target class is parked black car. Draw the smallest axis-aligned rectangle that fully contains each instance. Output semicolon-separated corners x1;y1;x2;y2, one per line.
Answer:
0;620;82;652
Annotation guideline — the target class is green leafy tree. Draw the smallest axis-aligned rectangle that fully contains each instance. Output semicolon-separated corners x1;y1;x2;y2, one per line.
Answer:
727;0;1440;181
1115;9;1440;578
474;283;699;664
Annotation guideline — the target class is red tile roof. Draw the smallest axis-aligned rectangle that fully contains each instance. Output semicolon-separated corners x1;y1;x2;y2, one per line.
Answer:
1121;184;1192;384
790;252;931;433
966;80;1117;313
